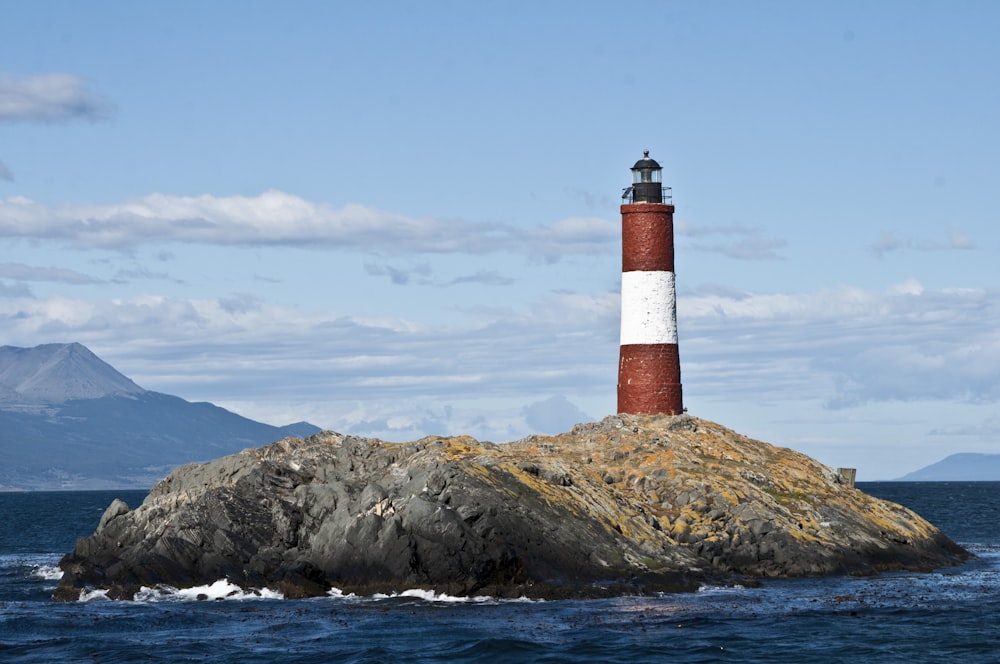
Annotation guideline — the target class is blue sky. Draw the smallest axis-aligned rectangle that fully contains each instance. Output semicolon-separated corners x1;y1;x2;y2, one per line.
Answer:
2;1;998;479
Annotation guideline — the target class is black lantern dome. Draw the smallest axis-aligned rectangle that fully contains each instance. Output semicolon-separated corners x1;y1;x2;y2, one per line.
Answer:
628;150;663;203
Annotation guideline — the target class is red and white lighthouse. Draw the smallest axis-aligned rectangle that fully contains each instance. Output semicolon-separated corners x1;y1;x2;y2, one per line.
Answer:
617;150;683;415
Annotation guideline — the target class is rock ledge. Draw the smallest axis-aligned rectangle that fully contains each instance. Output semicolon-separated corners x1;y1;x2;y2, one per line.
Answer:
55;415;969;600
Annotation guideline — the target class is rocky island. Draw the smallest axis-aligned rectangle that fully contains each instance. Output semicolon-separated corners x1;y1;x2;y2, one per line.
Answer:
55;414;969;601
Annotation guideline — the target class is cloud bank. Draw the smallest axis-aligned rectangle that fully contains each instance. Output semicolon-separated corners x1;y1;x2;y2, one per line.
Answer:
0;191;618;259
682;282;1000;408
1;280;997;441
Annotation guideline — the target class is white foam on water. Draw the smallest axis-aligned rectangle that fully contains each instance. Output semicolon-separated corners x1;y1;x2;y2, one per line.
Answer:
31;564;63;581
327;586;540;603
133;579;284;602
366;588;496;603
67;581;533;604
401;588;491;603
79;588;110;602
327;587;359;599
695;584;747;594
1;554;63;581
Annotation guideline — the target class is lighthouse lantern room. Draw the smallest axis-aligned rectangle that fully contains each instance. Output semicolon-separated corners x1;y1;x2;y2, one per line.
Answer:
628;150;663;203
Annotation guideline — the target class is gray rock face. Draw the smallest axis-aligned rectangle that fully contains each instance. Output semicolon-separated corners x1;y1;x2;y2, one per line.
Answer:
55;416;970;601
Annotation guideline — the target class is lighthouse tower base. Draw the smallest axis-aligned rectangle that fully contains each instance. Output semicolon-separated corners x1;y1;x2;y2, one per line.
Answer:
618;344;683;415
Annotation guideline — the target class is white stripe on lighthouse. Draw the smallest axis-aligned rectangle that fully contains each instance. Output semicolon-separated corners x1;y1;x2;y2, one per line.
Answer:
620;270;677;345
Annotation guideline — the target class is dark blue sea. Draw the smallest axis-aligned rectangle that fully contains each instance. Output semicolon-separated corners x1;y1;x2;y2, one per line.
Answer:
1;483;998;663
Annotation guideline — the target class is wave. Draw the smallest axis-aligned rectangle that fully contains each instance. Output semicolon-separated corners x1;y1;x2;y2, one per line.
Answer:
0;553;64;585
368;588;501;603
696;583;747;594
133;579;284;602
79;588;110;602
965;542;1000;555
82;579;536;604
31;564;63;581
135;581;511;603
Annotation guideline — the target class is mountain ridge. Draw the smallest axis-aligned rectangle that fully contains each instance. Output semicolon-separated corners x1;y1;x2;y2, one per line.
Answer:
0;343;320;490
897;452;1000;481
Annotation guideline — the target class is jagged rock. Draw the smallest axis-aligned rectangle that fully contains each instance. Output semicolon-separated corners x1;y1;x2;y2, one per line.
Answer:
97;498;130;531
54;414;970;601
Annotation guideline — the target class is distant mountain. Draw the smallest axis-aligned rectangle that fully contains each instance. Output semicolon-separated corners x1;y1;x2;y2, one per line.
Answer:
0;343;144;403
897;453;1000;481
0;343;322;491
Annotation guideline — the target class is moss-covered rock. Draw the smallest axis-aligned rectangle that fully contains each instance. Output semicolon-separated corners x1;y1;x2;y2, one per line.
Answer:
54;414;969;601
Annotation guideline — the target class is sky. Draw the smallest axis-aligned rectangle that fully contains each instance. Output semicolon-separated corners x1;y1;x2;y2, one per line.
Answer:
1;1;998;480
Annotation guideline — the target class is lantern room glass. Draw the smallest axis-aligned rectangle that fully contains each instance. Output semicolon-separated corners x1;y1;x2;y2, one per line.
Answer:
632;166;661;184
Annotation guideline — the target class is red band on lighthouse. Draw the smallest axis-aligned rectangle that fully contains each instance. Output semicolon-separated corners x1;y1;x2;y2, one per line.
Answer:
621;203;675;273
617;152;683;416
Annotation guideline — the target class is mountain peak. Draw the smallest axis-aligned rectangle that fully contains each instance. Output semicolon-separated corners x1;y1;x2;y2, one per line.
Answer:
0;342;145;404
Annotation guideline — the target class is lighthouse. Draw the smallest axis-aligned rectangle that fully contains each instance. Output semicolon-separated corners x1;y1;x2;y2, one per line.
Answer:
617;150;683;415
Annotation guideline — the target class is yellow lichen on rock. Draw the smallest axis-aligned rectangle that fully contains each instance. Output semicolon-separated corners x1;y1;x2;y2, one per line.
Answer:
56;413;970;602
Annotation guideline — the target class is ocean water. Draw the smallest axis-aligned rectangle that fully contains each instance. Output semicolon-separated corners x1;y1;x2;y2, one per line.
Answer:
1;483;997;663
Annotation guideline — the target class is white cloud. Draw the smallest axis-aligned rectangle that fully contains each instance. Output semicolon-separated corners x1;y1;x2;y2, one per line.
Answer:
0;262;102;284
676;220;757;238
218;293;263;315
0;286;618;442
445;270;515;286
870;230;977;258
364;261;433;285
929;415;1000;438
948;230;976;250
0;288;615;395
0;73;111;123
676;220;787;260
0;192;624;259
888;278;924;296
681;281;1000;407
109;265;182;285
364;261;515;287
693;236;787;260
1;190;811;266
527;216;618;261
523;395;593;433
2;280;997;442
0;281;31;298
